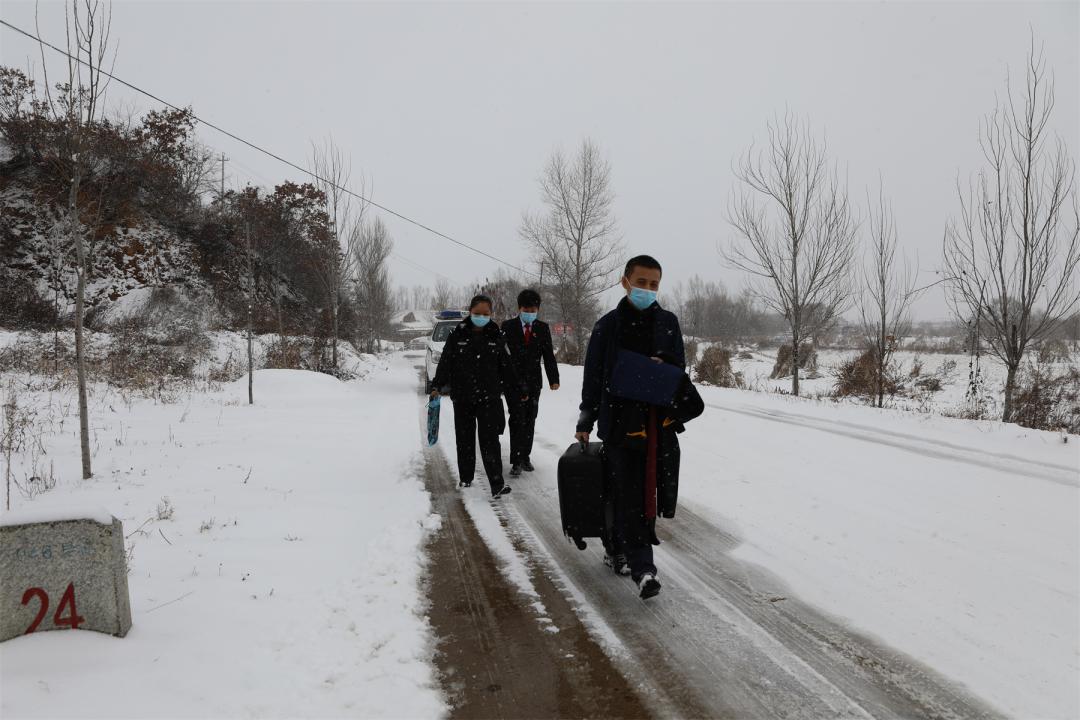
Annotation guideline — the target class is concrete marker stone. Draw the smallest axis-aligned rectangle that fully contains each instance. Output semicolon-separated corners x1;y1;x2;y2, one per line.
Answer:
1;512;132;641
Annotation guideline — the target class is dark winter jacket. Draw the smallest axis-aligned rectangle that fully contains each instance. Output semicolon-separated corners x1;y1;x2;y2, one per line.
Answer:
577;297;687;518
577;297;686;440
500;317;560;392
431;320;524;403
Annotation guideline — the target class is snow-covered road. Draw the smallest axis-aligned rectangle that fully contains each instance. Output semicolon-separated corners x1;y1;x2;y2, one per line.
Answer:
432;358;1078;719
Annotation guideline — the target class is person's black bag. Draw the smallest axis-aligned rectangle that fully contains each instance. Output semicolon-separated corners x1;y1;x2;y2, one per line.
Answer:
611;349;705;426
668;374;705;424
557;442;606;550
609;349;685;406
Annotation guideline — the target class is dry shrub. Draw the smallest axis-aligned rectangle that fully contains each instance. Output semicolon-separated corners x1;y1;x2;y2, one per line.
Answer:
91;320;211;400
694;345;743;388
914;375;943;392
0;335;60;375
1037;339;1073;364
944;402;996;422
0;281;59;331
208;350;241;383
770;343;818;379
265;337;305;369
684;339;699;372
833;349;899;398
555;340;580;365
901;336;969;354
1012;364;1080;434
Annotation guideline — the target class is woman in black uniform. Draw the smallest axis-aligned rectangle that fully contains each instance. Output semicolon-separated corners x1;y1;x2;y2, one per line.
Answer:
430;295;526;497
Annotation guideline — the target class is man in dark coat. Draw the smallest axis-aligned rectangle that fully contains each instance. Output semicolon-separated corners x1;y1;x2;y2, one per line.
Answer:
431;295;527;497
575;255;685;599
501;288;561;477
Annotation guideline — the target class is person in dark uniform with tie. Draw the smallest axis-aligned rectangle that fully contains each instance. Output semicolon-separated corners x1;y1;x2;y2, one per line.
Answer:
501;289;560;477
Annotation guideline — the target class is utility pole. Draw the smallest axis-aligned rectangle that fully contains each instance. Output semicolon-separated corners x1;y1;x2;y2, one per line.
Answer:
219;153;229;206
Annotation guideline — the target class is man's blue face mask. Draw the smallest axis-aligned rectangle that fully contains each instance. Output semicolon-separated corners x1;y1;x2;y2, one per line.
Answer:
471;314;491;327
628;287;658;310
520;311;538;324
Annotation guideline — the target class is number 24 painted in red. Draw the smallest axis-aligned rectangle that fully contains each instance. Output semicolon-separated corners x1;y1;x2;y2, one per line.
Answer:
21;583;85;634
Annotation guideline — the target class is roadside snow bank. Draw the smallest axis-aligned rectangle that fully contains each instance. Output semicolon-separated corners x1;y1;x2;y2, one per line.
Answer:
0;356;444;718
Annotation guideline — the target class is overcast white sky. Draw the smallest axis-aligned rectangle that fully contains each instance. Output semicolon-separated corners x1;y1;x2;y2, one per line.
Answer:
3;1;1078;320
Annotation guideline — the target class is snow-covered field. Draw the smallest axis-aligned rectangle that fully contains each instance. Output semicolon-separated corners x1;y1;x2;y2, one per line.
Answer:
0;355;444;718
531;364;1079;719
724;345;1077;421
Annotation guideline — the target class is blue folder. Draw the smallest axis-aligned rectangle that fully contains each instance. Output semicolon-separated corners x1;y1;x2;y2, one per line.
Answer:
608;349;685;407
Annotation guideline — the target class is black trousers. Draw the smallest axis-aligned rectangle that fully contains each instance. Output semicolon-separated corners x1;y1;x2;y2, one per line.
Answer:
602;444;657;581
508;393;540;465
452;398;506;491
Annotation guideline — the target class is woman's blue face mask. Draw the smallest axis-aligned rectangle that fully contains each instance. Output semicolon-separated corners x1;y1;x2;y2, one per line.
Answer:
470;314;491;327
628;287;658;310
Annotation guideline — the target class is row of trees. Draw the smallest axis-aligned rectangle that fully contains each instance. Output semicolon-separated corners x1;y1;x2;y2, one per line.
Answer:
504;42;1076;422
0;1;395;477
724;41;1078;420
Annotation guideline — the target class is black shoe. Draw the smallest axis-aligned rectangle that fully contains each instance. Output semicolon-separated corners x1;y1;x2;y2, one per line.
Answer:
637;573;661;599
509;464;522;477
459;480;472;488
521;459;535;472
491;485;512;498
603;553;631;576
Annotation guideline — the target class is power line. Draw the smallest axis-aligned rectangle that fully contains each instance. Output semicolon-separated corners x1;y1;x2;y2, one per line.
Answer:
389;252;456;284
0;17;537;278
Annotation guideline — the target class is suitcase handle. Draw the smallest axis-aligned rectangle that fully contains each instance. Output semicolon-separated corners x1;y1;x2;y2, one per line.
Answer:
578;440;587;453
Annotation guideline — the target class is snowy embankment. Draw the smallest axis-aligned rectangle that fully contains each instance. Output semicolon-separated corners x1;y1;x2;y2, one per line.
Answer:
0;355;444;718
531;365;1079;719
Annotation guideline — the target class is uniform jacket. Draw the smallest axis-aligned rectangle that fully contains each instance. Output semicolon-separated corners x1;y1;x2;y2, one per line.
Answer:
431;321;523;403
500;317;560;392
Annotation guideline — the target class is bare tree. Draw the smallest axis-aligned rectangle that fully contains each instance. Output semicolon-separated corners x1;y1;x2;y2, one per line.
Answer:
859;185;918;408
36;0;116;478
391;286;410;312
309;137;366;367
944;41;1080;421
519;138;623;364
354;217;394;353
478;267;528;321
430;278;454;310
410;284;432;312
726;114;857;396
177;138;216;210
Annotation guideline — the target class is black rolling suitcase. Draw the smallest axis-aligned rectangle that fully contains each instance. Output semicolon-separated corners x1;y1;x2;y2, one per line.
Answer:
557;442;606;550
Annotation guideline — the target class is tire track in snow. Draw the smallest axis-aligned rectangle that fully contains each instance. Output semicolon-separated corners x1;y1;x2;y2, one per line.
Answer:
516;434;1005;720
408;354;653;719
708;402;1077;488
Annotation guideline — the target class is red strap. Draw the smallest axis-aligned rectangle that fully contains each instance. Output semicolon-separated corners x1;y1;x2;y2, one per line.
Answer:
645;407;658;520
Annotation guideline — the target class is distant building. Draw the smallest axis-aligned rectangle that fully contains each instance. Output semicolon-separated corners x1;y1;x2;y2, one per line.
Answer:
550;322;575;338
390;309;435;342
